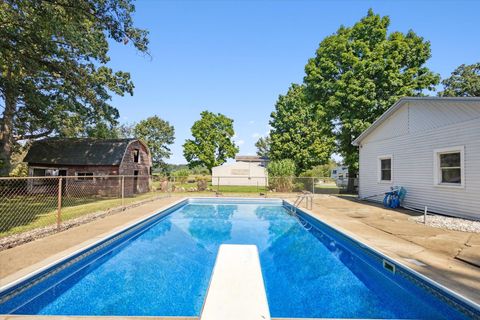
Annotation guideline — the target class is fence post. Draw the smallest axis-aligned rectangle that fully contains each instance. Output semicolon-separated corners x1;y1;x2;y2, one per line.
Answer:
312;177;315;196
121;175;125;209
57;177;62;230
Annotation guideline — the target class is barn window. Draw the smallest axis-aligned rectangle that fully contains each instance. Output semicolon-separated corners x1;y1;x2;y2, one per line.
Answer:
33;168;46;176
434;146;464;187
76;172;94;181
133;149;140;163
378;155;392;183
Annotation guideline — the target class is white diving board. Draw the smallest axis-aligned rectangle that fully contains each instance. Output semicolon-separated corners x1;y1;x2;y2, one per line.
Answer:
200;244;271;320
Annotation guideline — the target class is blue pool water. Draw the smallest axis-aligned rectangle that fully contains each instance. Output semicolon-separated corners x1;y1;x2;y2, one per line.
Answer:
0;199;476;319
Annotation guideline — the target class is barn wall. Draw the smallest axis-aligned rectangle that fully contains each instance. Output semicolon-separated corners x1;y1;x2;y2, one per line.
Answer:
119;141;152;195
358;100;480;220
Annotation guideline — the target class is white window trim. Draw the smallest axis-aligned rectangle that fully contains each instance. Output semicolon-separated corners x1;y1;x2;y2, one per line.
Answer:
377;154;393;183
433;146;465;189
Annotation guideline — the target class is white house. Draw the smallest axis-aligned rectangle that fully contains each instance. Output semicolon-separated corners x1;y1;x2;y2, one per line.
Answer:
352;97;480;220
212;156;268;186
331;166;349;187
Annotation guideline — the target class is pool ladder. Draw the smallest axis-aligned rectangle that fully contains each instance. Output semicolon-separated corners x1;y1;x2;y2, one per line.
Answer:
290;192;313;212
289;192;313;230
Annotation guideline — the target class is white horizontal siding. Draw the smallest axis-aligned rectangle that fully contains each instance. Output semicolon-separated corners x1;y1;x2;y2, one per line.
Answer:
409;100;480;133
359;116;480;220
362;105;409;144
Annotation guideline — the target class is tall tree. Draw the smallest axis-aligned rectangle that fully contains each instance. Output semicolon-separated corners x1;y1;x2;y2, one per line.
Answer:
269;84;335;174
440;63;480;97
255;136;271;158
134;116;175;169
183;111;238;173
0;0;149;175
304;9;439;181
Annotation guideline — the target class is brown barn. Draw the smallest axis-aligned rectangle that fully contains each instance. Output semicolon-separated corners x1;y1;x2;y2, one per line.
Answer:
24;138;152;196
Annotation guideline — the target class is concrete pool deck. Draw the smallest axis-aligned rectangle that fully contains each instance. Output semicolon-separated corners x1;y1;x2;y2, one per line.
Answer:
0;194;479;317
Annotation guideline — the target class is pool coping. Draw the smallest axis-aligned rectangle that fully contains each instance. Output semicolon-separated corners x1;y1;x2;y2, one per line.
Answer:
0;197;479;318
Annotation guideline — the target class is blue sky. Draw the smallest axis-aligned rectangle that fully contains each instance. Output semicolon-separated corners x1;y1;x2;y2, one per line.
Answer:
107;0;480;164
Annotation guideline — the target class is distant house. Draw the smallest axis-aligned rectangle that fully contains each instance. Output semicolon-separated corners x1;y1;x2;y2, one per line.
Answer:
331;166;349;187
353;97;480;220
24;138;152;196
212;155;268;186
234;155;269;167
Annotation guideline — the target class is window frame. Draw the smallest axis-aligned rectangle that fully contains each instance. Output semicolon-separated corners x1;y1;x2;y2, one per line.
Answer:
433;146;465;188
133;148;140;163
76;172;94;181
377;154;393;183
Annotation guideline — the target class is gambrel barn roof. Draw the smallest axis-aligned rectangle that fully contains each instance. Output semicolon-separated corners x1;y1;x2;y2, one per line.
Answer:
24;138;148;166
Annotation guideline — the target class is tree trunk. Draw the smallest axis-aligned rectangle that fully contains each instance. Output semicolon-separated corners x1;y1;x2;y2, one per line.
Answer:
346;168;358;194
0;83;17;176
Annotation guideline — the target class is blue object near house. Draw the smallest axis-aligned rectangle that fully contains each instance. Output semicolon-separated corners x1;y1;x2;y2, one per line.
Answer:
383;186;407;209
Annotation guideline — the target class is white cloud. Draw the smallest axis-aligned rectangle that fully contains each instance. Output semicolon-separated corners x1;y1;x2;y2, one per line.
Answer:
252;132;261;139
236;139;245;145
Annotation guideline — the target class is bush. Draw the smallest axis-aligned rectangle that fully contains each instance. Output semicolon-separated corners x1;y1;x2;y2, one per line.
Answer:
196;176;208;191
267;159;296;192
172;169;190;184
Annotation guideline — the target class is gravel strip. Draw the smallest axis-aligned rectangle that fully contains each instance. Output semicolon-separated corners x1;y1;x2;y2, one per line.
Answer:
410;214;480;233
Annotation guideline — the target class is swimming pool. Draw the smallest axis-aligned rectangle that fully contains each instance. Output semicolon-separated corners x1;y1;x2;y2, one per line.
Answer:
0;198;478;319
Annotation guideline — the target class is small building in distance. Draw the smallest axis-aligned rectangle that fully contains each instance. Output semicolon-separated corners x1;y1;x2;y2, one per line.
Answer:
233;155;269;167
331;165;349;187
212;155;269;186
24;138;152;196
353;97;480;220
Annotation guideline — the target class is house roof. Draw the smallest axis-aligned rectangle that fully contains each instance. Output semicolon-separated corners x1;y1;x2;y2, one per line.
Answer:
24;138;144;166
352;97;480;146
235;155;269;162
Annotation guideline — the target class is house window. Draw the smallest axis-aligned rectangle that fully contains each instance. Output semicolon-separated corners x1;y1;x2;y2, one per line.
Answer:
133;149;140;163
434;146;464;187
332;170;337;174
378;155;392;182
76;172;94;180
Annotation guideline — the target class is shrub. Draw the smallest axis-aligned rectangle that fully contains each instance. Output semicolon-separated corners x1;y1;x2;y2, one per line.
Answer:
267;159;296;192
196;176;208;191
172;169;190;184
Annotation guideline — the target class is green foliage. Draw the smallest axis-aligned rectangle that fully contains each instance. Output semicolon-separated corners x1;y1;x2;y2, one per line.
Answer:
172;169;190;184
440;63;480;97
300;160;338;177
298;160;337;191
183;111;239;173
0;0;149;175
267;159;296;192
134;116;175;168
304;9;440;174
269;84;335;174
255;136;271;158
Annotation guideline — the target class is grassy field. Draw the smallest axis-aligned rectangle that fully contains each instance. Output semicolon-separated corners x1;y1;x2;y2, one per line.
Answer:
0;192;165;238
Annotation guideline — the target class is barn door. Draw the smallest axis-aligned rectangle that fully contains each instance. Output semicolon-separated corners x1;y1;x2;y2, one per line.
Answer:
133;170;139;194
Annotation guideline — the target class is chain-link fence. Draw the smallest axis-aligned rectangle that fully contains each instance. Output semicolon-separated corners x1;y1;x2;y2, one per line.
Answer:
0;175;170;242
169;175;356;195
0;174;358;244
